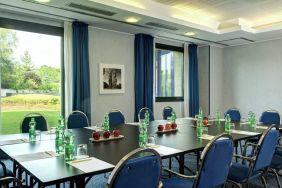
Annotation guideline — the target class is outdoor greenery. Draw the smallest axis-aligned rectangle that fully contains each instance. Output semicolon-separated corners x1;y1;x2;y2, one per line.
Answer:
0;28;60;92
0;28;61;134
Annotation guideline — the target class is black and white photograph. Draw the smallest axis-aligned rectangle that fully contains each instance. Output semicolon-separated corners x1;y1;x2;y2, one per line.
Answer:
99;64;125;94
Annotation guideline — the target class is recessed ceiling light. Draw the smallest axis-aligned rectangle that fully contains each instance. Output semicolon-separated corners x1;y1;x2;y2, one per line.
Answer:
184;32;196;36
125;17;140;23
34;0;51;3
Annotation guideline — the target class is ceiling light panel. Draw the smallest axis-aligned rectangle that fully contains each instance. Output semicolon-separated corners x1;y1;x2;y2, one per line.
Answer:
112;0;146;9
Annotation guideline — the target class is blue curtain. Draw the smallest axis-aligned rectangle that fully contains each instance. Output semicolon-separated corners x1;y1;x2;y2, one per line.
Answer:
134;34;154;122
72;21;91;121
189;44;199;117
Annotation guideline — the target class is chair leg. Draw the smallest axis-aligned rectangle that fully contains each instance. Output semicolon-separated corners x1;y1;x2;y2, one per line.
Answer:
269;168;281;188
169;157;172;169
261;176;267;188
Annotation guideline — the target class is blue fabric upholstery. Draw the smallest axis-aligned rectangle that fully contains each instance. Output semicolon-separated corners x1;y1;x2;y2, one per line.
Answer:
163;134;233;188
134;34;154;122
195;139;234;187
224;108;241;121
228;127;279;184
0;168;13;178
228;163;261;182
270;154;282;169
259;111;280;125
162;177;193;188
67;111;89;129
163;107;173;120
21;115;48;133
138;108;154;121
188;44;199;117
111;155;161;188
109;111;125;126
72;21;91;122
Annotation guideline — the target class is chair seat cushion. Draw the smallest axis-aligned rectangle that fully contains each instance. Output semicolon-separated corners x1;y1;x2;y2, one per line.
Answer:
228;163;261;183
162;177;193;188
271;154;282;169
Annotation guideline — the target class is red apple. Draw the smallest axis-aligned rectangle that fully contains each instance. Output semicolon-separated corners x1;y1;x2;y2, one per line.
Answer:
158;125;164;131
113;129;121;137
165;123;172;130
103;131;111;139
203;117;209;126
92;131;100;140
171;123;177;129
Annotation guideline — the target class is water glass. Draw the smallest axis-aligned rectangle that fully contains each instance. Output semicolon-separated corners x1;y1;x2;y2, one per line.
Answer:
76;144;88;159
35;130;41;141
148;135;156;145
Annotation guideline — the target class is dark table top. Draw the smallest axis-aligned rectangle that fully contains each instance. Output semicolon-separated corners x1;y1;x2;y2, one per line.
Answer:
0;118;273;186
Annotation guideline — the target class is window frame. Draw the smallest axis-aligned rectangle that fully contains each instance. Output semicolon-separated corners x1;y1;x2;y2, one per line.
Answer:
155;43;184;102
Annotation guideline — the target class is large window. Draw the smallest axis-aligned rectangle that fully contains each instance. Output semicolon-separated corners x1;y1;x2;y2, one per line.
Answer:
155;43;184;102
0;19;63;134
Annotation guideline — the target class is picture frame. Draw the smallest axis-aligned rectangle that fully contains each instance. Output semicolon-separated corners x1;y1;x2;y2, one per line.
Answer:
99;64;125;94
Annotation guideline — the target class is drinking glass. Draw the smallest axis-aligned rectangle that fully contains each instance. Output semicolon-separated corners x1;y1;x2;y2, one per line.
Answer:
148;135;156;145
76;144;88;159
35;130;41;141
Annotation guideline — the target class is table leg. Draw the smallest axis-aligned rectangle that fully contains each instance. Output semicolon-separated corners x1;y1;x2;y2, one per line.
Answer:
75;177;85;188
179;154;184;174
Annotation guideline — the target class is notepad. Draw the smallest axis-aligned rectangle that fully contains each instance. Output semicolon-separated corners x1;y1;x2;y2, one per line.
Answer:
0;139;28;146
68;157;114;173
256;125;268;130
148;145;182;156
231;130;259;136
13;151;58;162
200;134;215;140
126;122;140;126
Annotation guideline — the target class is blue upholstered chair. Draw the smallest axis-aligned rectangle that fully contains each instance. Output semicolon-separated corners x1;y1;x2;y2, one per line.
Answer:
163;106;174;120
227;125;280;188
162;133;234;188
108;109;125;126
224;108;241;122
0;161;13;179
20;113;48;133
0;176;31;188
67;110;89;129
106;148;162;188
259;110;280;125
138;107;154;121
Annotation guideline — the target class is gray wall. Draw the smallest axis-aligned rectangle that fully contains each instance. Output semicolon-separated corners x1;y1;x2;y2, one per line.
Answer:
210;46;224;116
198;46;210;116
89;27;135;125
222;39;282;118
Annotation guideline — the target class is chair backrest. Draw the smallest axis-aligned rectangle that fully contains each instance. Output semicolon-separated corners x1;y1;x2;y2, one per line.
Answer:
107;148;161;188
194;133;234;188
252;125;279;172
138;107;154;121
67;110;89;129
20;113;48;133
109;109;125;126
259;110;280;125
224;108;241;121
163;106;174;120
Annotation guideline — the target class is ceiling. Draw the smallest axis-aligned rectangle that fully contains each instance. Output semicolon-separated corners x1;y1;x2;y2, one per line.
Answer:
1;0;282;47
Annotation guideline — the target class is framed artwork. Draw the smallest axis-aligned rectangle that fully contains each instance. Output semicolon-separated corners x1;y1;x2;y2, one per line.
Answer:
99;64;125;94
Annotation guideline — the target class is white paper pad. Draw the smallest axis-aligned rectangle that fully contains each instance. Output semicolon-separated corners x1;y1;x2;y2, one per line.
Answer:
84;126;104;131
240;122;248;125
231;130;259;136
182;117;195;120
148;145;182;156
68;157;114;173
200;134;215;140
256;125;268;129
13;151;58;162
0;139;28;146
126;122;140;126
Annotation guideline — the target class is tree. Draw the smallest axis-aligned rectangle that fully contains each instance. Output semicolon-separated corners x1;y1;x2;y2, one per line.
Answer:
21;50;34;72
0;28;18;89
37;65;60;92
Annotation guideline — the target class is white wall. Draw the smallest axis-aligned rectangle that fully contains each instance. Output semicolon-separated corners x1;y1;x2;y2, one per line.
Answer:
198;46;210;116
210;46;224;115
89;27;135;125
222;39;282;118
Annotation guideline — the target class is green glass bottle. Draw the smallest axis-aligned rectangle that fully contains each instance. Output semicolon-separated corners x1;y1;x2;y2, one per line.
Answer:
171;111;176;124
139;120;147;148
55;116;65;154
103;113;110;131
29;118;36;142
197;108;204;137
64;129;75;161
215;111;220;124
225;114;232;132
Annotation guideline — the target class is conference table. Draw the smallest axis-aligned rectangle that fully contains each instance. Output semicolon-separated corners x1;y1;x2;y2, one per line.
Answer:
0;118;274;187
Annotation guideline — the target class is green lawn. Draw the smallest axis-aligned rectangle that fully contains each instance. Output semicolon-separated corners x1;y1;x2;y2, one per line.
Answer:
0;110;60;135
